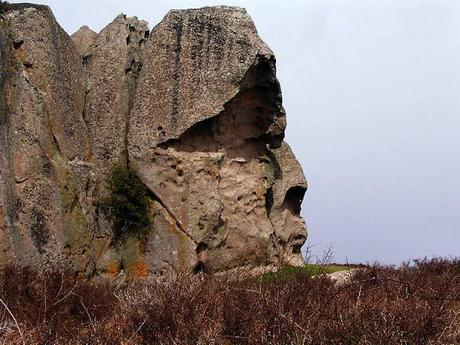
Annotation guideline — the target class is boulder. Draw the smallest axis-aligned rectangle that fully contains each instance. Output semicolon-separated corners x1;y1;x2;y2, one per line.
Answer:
0;4;308;277
128;6;305;272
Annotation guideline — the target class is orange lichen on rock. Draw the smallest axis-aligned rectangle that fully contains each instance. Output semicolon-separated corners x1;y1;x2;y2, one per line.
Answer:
106;262;121;277
131;262;149;278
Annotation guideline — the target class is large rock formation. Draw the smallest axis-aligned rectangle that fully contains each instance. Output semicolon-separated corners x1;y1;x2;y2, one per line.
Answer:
0;4;93;271
0;3;307;278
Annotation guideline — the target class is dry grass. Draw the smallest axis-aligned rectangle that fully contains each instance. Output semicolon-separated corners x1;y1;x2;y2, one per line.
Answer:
0;258;459;344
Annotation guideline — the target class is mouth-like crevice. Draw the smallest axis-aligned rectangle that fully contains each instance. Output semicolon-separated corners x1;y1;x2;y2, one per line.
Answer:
282;186;307;216
265;187;274;216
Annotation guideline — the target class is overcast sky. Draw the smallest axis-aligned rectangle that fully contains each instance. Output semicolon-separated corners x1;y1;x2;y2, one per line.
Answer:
9;0;460;265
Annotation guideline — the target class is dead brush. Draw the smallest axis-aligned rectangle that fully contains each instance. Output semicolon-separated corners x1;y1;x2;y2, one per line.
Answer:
0;258;459;344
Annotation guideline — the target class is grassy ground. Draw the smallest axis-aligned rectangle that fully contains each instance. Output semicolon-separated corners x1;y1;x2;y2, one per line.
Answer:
261;263;349;283
1;258;460;344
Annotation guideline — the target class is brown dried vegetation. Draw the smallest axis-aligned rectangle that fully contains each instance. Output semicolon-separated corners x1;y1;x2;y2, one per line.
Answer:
0;258;460;344
0;1;8;12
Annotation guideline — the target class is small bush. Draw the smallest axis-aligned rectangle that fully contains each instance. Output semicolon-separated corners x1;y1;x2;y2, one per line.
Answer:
99;164;150;240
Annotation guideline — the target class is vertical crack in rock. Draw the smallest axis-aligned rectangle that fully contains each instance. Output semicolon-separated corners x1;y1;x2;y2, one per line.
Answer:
171;17;183;129
73;15;155;277
80;89;92;161
124;21;149;166
77;14;149;176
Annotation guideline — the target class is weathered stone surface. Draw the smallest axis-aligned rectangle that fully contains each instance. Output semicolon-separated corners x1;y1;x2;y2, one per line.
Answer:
71;25;97;56
128;6;305;272
269;142;308;266
80;14;148;178
1;7;67;266
145;200;197;279
72;15;153;277
5;5;90;160
0;20;20;265
129;6;284;154
0;4;95;270
0;4;308;277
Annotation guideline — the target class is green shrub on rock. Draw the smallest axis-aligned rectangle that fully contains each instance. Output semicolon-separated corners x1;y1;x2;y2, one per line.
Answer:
99;164;150;240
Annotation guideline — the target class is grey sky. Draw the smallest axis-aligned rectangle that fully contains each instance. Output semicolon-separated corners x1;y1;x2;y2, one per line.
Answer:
9;0;460;264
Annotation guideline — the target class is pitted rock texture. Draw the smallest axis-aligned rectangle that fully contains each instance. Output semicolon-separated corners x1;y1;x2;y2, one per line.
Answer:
128;6;305;272
0;4;307;278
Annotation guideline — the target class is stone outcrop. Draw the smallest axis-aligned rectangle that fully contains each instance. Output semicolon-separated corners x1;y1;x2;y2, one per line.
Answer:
70;25;97;56
0;4;92;270
79;15;148;177
0;3;307;278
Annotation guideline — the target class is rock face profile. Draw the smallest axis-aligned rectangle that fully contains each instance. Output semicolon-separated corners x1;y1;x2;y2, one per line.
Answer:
0;3;307;278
